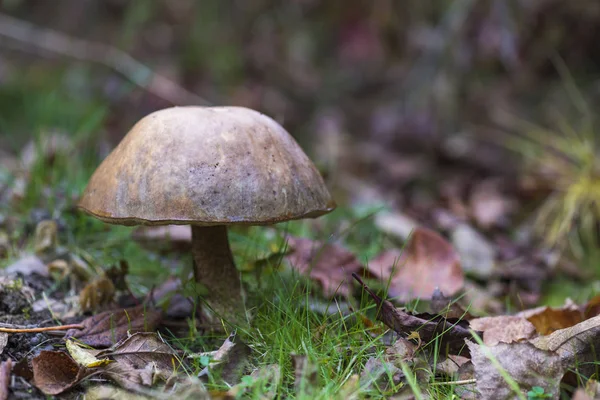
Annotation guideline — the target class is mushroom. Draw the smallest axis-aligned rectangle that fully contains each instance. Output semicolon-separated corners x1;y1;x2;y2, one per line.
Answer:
78;106;336;324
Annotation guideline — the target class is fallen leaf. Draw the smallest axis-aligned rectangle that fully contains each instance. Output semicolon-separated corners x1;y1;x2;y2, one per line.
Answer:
32;350;90;395
367;227;463;301
98;332;176;374
66;339;111;368
450;223;496;278
469;179;515;229
353;274;476;357
97;332;178;392
0;359;11;400
517;300;583;335
65;304;163;347
467;341;563;400
469;316;536;346
285;236;365;298
532;314;600;377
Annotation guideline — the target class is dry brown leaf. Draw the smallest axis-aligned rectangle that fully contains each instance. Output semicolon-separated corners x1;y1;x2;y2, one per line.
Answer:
285;236;365;298
0;359;12;400
467;341;563;400
353;274;476;357
98;332;176;372
65;304;163;347
32;351;90;395
469;316;536;346
367;227;463;301
517;301;583;335
99;332;178;391
532;314;600;377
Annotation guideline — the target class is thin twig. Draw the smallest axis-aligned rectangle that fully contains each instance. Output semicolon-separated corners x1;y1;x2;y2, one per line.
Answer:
0;13;211;106
429;378;477;386
0;323;84;333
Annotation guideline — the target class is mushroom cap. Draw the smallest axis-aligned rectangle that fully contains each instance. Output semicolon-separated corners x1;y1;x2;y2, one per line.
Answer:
79;106;336;226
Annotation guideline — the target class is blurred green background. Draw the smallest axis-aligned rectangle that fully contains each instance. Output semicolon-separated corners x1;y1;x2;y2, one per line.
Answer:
3;0;599;160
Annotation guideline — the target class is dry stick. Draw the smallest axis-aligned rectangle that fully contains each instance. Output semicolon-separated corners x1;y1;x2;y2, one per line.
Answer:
429;378;477;386
0;324;84;333
0;13;211;106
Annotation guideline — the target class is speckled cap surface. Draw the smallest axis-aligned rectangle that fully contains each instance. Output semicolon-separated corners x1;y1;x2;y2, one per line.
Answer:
79;106;336;226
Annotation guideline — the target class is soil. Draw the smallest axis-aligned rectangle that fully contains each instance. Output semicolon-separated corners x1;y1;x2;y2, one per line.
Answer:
0;276;62;399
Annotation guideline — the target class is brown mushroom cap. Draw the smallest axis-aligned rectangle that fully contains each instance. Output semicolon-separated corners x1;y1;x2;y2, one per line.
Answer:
79;106;336;226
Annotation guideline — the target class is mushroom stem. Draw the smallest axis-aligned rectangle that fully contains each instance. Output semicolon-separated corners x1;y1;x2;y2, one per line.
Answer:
191;225;244;326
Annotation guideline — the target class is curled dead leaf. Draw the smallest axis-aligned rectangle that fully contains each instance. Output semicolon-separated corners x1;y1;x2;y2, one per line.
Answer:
367;227;463;301
32;351;90;395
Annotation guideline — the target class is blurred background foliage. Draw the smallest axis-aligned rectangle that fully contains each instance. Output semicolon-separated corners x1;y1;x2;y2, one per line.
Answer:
2;0;600;249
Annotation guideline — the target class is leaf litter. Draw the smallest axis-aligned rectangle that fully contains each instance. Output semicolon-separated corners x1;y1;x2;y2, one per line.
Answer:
366;227;464;301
